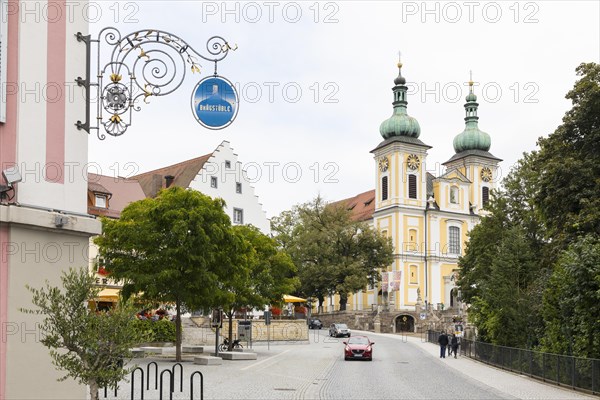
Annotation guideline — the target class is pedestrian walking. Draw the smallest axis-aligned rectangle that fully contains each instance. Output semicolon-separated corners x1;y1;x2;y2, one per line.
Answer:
451;333;459;358
438;331;449;358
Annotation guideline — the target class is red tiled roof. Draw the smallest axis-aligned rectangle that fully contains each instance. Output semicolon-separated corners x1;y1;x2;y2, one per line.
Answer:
132;154;212;197
87;173;146;218
330;189;376;222
88;181;111;195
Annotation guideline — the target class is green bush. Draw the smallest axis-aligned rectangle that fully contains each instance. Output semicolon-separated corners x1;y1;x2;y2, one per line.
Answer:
134;318;176;343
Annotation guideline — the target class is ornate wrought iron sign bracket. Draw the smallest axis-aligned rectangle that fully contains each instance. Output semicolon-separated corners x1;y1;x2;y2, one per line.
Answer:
75;27;236;140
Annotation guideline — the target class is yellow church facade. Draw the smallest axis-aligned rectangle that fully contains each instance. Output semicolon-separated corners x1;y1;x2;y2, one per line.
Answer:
324;63;501;314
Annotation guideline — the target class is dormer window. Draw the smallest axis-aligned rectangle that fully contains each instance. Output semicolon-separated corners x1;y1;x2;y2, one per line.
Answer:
95;194;107;208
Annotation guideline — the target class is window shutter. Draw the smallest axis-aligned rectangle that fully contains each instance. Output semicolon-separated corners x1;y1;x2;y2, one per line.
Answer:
408;175;417;199
482;187;489;206
381;176;388;201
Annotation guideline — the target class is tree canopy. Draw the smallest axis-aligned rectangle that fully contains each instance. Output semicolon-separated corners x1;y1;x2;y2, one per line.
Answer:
271;196;394;310
457;63;600;357
95;187;245;360
218;225;299;349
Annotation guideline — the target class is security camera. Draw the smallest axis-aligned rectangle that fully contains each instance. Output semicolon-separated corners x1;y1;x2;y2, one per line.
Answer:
2;166;22;187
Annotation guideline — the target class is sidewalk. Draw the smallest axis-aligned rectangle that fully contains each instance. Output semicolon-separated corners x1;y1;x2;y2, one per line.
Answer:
357;330;596;400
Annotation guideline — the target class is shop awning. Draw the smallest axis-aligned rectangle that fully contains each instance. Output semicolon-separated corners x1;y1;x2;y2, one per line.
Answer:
283;294;307;303
94;288;120;302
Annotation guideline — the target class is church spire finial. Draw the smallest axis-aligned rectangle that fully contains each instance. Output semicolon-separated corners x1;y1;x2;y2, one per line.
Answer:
453;70;491;153
466;70;477;102
380;53;420;139
394;50;406;85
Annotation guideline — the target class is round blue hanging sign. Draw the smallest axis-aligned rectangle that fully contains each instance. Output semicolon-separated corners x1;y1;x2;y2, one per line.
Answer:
191;76;239;129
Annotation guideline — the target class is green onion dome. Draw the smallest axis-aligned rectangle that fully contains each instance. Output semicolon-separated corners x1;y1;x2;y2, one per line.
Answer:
453;83;491;152
379;63;421;139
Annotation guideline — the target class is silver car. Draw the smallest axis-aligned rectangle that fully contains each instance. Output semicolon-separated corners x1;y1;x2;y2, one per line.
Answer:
329;323;351;337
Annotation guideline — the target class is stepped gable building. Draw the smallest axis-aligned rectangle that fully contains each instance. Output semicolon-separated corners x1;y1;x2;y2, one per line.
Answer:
323;62;501;332
86;141;271;303
131;140;270;234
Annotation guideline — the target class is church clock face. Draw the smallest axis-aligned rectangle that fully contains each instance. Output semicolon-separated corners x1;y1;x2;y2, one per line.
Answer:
407;154;420;170
378;157;389;172
480;167;492;182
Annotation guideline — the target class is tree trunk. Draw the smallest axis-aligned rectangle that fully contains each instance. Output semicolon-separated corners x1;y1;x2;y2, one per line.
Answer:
175;300;182;362
227;311;234;351
89;380;99;400
339;293;347;311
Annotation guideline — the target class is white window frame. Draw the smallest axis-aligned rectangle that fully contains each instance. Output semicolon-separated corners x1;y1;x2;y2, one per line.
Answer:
210;176;218;188
95;194;107;208
225;160;231;169
448;225;461;255
233;208;243;224
236;182;242;194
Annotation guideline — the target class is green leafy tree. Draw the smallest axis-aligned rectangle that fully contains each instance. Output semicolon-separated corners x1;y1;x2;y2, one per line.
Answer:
217;225;298;350
541;235;600;358
95;187;241;361
21;268;146;400
459;63;600;352
458;160;544;346
272;196;393;310
533;63;600;247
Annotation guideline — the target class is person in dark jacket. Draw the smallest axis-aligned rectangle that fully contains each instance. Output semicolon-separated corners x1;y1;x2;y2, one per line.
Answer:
450;333;459;358
438;332;449;358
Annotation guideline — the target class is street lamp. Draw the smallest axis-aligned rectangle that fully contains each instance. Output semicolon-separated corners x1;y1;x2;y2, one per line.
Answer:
75;27;236;139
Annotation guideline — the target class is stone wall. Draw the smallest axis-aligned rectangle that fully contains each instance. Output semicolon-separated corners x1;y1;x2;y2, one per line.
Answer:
198;319;309;342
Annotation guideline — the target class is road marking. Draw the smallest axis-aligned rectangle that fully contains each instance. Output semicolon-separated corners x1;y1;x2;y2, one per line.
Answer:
240;349;292;371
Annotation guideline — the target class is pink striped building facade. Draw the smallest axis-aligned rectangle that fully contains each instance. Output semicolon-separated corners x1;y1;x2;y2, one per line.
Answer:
0;1;100;398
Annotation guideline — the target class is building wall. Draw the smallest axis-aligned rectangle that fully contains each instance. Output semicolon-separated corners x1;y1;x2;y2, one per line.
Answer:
189;141;270;234
0;1;101;398
4;227;92;400
14;0;89;214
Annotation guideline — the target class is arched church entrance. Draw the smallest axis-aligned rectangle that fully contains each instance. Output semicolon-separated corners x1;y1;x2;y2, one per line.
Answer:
395;314;415;333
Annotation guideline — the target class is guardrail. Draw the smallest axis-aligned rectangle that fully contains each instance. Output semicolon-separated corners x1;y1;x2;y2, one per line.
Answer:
427;330;599;395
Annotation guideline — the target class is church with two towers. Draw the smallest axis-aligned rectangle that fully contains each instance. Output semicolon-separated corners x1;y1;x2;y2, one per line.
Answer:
327;61;502;331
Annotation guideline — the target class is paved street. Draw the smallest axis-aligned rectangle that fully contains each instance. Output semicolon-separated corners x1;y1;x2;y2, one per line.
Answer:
108;329;595;400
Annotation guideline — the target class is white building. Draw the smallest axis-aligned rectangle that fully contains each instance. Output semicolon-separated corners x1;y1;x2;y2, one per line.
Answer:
133;141;270;234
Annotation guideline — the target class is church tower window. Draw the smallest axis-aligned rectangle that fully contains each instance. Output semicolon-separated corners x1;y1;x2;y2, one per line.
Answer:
382;176;388;201
408;175;417;199
482;186;490;207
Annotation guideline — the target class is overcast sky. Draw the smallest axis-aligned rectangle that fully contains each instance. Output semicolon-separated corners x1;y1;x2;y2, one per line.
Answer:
88;1;600;218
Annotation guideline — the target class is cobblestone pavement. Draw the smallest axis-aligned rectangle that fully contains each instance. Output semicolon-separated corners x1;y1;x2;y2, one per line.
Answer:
104;329;595;399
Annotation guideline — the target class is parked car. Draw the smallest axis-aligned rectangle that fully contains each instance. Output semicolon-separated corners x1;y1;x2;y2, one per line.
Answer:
343;335;374;361
308;318;323;329
329;323;351;337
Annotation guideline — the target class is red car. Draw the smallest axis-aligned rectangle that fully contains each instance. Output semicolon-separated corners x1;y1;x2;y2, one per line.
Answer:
343;335;374;361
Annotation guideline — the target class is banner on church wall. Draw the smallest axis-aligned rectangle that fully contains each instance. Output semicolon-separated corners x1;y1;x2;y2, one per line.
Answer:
382;271;401;292
382;271;389;292
391;271;401;291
